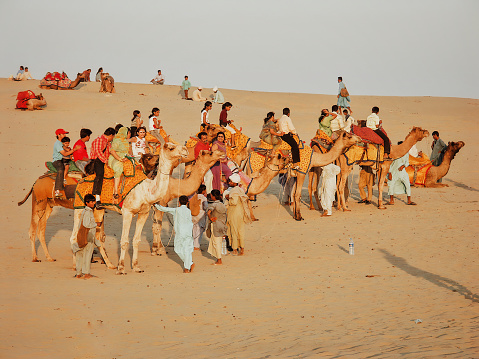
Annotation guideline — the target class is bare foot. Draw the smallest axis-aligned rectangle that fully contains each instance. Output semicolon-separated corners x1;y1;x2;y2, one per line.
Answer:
239;248;245;256
232;250;238;256
75;274;83;279
190;263;195;272
83;274;93;279
321;211;329;217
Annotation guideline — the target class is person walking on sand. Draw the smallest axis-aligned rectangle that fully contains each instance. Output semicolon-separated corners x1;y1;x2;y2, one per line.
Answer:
181;75;192;100
206;189;227;265
225;174;251;256
71;194;101;279
319;162;341;216
155;196;195;273
337;76;352;114
191;185;208;251
386;141;416;206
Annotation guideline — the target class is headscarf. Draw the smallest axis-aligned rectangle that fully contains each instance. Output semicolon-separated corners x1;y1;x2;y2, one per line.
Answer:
111;127;130;156
213;86;218;92
229;173;241;184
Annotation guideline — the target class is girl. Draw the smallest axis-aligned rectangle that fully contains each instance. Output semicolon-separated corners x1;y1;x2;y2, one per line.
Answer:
131;126;148;160
130;110;142;137
201;101;212;128
148;107;161;131
95;67;103;82
259;112;283;151
210;132;232;192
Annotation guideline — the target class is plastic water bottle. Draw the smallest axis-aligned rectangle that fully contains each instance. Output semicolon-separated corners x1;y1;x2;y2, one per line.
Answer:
349;238;354;255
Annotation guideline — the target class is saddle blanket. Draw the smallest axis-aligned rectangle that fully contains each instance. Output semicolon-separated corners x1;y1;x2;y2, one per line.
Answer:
310;130;334;153
351;125;388;145
16;90;36;109
74;157;146;209
343;143;384;165
406;153;433;185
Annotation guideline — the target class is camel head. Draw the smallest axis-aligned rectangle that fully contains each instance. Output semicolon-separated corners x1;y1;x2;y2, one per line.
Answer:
408;127;429;142
446;141;465;160
196;150;225;168
266;152;290;171
335;131;361;150
139;153;159;173
159;142;189;163
204;125;223;142
36;93;44;100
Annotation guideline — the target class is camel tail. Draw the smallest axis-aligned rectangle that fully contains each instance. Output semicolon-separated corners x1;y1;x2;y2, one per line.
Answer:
18;187;33;206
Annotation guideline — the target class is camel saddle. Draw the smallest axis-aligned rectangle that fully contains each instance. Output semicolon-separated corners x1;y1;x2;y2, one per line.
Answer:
310;130;333;153
16;90;36;109
351;125;388;145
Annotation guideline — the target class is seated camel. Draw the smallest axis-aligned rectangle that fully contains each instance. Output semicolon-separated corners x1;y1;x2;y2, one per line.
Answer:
99;73;115;93
15;91;47;111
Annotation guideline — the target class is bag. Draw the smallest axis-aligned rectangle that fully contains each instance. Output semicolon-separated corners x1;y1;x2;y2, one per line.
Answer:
76;223;89;249
340;88;349;97
189;194;201;217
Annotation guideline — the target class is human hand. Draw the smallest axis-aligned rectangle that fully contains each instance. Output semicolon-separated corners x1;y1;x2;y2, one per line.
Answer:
387;173;392;181
74;145;81;151
399;165;405;171
211;217;217;222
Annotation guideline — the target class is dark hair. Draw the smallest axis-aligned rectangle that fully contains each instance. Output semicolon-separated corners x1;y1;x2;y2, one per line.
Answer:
131;110;140;122
398;141;403;145
211;189;221;201
222;102;232;110
61;137;70;143
114;124;124;133
84;194;96;204
20;66;24;70
283;107;290;115
318;109;328;124
372;106;379;113
179;195;189;205
198;131;207;139
185;75;188;78
215;131;225;141
432;131;439;137
25;67;28;70
137;126;147;134
149;107;160;118
104;127;116;136
197;184;206;194
158;69;161;73
264;111;275;124
338;77;343;81
80;128;92;139
96;67;103;74
202;101;212;112
342;109;349;114
332;105;338;112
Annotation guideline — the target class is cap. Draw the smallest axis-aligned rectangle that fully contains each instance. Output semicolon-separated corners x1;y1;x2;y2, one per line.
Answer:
229;173;241;184
198;86;203;90
213;86;218;92
55;128;69;136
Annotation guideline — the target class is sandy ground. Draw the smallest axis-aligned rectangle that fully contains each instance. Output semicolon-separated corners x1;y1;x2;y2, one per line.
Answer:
0;78;478;358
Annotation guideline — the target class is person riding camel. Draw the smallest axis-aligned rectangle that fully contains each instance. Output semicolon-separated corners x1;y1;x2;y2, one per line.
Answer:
219;102;236;148
211;132;233;192
278;108;301;170
108;127;132;203
366;106;391;159
259;111;283;151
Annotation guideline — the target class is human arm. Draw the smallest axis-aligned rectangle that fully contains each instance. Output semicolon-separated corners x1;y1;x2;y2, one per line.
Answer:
154;204;176;214
110;147;127;162
82;210;97;229
206;209;217;222
60;145;81;157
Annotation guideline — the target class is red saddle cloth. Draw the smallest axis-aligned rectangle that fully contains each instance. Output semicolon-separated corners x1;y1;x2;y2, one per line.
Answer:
351;125;388;145
16;90;36;109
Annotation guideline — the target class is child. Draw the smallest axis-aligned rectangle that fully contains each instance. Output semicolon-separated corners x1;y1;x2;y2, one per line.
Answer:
206;189;227;265
52;128;80;197
181;75;191;100
155;196;195;273
61;137;72;184
219;102;236;147
71;194;99;279
191;185;208;251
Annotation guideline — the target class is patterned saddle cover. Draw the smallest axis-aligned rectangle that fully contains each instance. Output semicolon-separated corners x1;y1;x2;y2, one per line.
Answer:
40;72;72;88
342;143;384;165
74;156;147;209
406;153;433;185
310;130;334;153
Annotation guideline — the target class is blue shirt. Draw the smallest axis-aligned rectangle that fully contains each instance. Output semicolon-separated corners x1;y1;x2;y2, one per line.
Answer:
53;140;63;161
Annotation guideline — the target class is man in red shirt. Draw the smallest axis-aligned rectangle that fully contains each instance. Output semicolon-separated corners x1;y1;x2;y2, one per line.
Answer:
194;132;211;159
90;127;116;209
73;128;92;174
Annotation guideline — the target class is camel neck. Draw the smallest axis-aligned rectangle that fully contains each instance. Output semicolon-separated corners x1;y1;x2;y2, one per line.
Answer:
246;165;277;195
390;133;419;159
434;148;453;178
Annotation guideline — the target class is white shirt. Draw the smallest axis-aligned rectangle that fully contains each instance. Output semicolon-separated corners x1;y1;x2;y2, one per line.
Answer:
409;144;419;157
201;110;209;125
343;115;356;132
366;113;380;130
149;116;159;131
132;137;147;158
154;74;164;82
278;115;296;135
330;112;344;132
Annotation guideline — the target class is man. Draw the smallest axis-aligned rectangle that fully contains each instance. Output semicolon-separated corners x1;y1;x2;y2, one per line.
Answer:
337;77;352;114
330;105;345;138
192;86;206;102
73;128;92;174
366;106;391;159
278;108;300;169
16;66;24;80
52;129;81;198
212;86;224;104
194;132;211;159
430;131;446;166
342;109;356;132
150;70;165;85
320;162;341;216
386;141;416;206
90;127;116;209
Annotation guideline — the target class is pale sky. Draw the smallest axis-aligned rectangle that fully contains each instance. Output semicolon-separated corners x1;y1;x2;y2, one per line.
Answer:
1;0;477;98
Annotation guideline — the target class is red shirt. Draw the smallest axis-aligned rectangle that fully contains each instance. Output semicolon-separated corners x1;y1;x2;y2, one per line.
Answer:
219;109;229;126
194;141;211;159
90;135;111;163
73;139;89;161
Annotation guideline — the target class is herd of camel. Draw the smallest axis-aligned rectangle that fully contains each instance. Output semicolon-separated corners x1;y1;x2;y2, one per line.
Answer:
15;79;465;274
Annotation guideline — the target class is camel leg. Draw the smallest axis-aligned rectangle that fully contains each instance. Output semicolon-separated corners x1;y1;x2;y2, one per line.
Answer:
292;173;305;221
337;164;353;211
151;208;166;256
131;211;149;273
117;211;134;275
29;207;44;262
247;200;258;221
36;204;55;261
94;217;116;269
308;170;315;210
377;162;392;209
314;168;322;211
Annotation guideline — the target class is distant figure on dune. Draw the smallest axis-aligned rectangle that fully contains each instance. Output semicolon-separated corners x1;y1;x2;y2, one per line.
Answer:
79;69;91;82
181;75;192;100
212;86;224;104
192;86;206;102
10;66;33;81
95;67;103;82
151;69;165;85
337;76;352;114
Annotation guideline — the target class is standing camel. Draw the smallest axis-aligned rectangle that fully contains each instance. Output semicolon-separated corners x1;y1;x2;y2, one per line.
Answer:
69;143;188;274
337;127;429;210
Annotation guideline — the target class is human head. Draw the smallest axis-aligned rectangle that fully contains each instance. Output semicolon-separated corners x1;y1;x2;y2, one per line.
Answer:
20;66;24;70
84;194;96;207
332;105;338;112
432;131;439;140
222;102;232;110
133;110;140;118
137;126;147;138
343;109;349;115
104;127;116;141
228;173;241;186
25;67;29;71
198;86;202;91
179;195;189;205
372;106;379;114
264;111;275;124
197;184;206;194
114;123;124;133
213;86;218;93
211;189;221;201
158;70;161;74
80;128;92;140
55;128;68;139
150;107;160;117
338;76;343;82
202;101;212;112
283;107;290;116
215;132;225;142
198;132;208;143
97;67;103;74
184;75;188;80
61;137;70;145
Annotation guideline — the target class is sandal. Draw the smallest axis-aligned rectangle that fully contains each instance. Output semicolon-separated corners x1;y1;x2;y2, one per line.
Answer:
407;202;417;205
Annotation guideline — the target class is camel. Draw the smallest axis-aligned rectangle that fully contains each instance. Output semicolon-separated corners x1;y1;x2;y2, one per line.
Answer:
423;141;465;187
26;93;47;110
17;154;158;264
69;143;188;274
99;73;115;93
39;72;82;90
337;127;429;210
290;132;361;221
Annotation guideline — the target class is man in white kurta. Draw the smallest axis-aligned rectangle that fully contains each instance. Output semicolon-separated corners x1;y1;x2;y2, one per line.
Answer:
320;163;341;216
387;153;416;205
155;198;195;272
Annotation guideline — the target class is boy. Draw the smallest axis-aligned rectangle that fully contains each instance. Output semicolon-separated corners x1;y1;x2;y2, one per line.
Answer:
73;128;92;174
181;75;192;100
206;189;227;265
191;185;208;250
61;137;73;183
155;196;195;273
71;194;99;279
52;129;80;197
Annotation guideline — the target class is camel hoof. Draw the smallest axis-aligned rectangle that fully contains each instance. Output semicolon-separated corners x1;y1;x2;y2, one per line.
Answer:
116;268;127;275
107;264;117;270
342;208;351;212
309;206;315;211
378;206;387;210
134;267;144;273
47;258;56;262
32;258;41;262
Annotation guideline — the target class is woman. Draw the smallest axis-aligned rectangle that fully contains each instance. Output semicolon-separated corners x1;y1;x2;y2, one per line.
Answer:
200;101;212;128
210;132;232;192
318;109;337;138
108;127;131;202
259;112;283;150
95;68;103;82
149;107;161;131
131;126;148;160
130;110;142;137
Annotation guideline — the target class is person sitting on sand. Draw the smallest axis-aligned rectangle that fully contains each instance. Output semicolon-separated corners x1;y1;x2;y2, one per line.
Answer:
200;101;212;129
318;108;336;138
278;108;301;169
181;75;192;100
192;86;207;102
79;69;91;82
131;126;148;161
259;111;283;151
151;69;165;85
206;189;227;265
366;106;391;159
95;68;103;82
148;107;161;131
386;141;416;206
320;162;341;216
71;194;100;279
108;127;131;203
73;128;92;175
16;66;33;81
155;196;195;273
212;86;224;104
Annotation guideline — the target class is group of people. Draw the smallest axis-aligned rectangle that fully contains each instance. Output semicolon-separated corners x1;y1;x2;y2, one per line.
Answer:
9;66;34;81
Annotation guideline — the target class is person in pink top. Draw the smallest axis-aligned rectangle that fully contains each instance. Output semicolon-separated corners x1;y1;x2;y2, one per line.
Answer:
73;128;92;174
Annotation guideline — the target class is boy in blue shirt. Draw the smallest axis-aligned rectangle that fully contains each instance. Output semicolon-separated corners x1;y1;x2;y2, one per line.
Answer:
52;129;80;197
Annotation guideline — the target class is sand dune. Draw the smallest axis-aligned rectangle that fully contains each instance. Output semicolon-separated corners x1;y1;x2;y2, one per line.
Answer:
0;79;477;358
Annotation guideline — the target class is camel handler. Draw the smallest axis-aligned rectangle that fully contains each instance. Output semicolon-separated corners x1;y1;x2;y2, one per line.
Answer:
319;163;341;217
71;194;101;279
206;189;228;265
386;141;416;206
